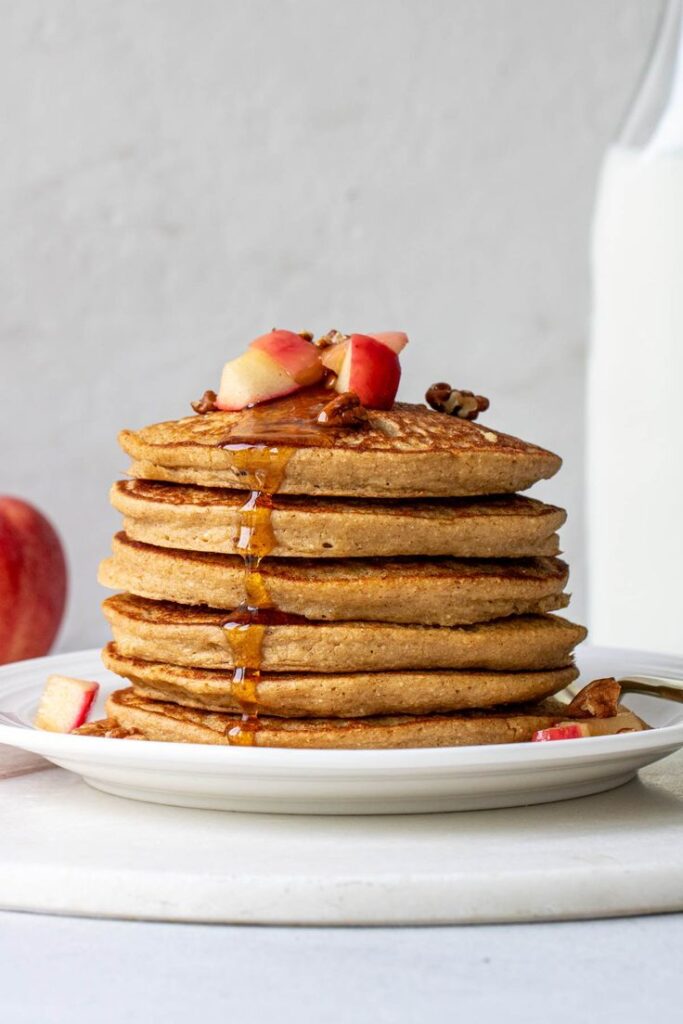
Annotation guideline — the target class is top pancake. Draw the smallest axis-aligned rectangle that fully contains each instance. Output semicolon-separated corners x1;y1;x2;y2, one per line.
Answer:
119;397;561;498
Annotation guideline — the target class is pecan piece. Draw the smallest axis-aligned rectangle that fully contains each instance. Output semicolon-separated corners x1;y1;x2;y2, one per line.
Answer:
191;389;218;415
75;718;148;740
567;677;622;719
105;725;147;740
314;329;349;350
426;382;490;420
317;391;368;428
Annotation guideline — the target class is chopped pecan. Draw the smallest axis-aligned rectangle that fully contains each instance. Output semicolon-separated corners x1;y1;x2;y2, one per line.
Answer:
567;677;622;719
426;382;490;420
105;726;147;740
75;718;147;740
317;391;368;428
314;329;349;350
191;389;218;415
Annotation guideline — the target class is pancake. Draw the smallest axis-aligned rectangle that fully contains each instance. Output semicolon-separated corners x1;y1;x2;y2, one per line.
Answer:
119;394;561;498
111;480;565;559
103;594;586;672
90;687;597;748
99;533;570;626
102;645;579;717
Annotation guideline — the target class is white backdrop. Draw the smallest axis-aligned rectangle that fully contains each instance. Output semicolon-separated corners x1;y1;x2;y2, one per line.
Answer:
0;0;661;651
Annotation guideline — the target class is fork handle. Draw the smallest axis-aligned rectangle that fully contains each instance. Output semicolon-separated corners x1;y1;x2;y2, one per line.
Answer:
619;675;683;704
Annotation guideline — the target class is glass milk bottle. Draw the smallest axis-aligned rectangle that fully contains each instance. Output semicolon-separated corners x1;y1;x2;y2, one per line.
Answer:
588;0;683;655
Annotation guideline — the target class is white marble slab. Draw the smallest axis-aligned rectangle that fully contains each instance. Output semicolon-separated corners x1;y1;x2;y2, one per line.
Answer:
2;750;682;925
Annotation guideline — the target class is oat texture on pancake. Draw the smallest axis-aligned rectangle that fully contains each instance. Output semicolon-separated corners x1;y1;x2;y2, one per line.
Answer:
46;326;629;746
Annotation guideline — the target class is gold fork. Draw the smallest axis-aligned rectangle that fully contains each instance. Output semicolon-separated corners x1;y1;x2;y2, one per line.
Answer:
618;675;683;705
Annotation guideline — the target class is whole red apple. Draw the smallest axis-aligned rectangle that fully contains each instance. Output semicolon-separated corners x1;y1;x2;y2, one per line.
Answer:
0;497;67;664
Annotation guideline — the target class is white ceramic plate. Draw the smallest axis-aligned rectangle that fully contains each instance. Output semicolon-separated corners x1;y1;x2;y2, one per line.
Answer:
1;645;682;815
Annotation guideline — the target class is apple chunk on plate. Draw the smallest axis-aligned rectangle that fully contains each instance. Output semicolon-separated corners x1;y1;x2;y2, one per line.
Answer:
334;334;401;409
531;711;644;742
35;674;99;733
215;330;324;411
532;724;587;742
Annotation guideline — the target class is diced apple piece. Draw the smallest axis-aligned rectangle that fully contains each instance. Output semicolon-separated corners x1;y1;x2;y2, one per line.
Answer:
322;332;408;375
532;723;588;742
574;712;644;737
532;711;645;742
35;675;99;733
215;349;302;411
370;331;409;354
250;330;324;386
321;338;349;376
335;334;401;409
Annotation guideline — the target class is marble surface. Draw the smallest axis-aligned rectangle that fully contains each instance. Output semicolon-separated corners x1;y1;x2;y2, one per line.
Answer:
3;721;682;1019
2;745;683;924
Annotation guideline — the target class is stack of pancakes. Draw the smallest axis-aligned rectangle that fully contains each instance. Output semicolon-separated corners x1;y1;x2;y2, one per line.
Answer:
94;391;587;747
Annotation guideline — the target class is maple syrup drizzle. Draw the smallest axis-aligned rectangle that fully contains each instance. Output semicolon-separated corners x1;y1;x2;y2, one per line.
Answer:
219;444;293;745
224;388;336;450
217;387;371;745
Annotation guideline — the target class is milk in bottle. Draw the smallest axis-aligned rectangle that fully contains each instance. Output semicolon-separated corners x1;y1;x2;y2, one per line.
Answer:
588;1;683;654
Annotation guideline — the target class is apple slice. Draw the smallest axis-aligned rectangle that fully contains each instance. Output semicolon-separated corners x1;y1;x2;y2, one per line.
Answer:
532;711;644;742
334;334;401;409
216;349;301;411
531;723;588;742
321;338;349;376
250;330;324;386
216;331;325;411
370;331;409;354
35;674;99;733
322;331;408;376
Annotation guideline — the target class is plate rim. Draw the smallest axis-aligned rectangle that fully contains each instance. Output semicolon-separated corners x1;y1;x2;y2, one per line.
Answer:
1;644;683;771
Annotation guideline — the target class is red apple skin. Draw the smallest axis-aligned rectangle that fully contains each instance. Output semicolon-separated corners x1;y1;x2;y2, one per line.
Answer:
0;498;67;664
531;723;587;742
336;335;401;409
35;675;99;733
371;332;409;355
250;330;324;386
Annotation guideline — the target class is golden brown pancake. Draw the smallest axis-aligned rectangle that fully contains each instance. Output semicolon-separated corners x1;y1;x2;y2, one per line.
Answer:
103;594;586;672
111;480;565;559
92;686;594;748
102;645;579;717
99;533;570;626
119;396;561;498
84;373;591;752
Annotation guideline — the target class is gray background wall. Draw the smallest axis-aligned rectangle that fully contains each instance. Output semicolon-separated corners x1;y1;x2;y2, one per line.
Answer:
0;0;661;652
